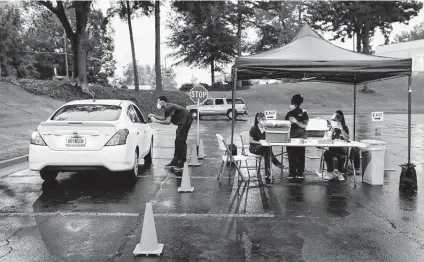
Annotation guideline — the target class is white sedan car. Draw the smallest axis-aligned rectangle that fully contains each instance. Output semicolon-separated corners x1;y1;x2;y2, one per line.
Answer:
29;99;154;182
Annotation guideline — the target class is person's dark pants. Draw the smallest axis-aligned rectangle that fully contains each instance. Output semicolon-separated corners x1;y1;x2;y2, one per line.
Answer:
250;144;281;177
286;146;306;177
324;147;348;172
173;119;192;164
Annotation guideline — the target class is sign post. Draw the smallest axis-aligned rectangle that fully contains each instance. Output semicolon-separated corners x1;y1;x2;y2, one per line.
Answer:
189;85;209;146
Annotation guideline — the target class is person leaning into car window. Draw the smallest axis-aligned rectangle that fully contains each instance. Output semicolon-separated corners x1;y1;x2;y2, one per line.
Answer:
148;96;193;172
285;94;309;180
249;112;283;183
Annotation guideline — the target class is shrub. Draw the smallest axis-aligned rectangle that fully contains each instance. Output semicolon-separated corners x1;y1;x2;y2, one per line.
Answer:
180;83;193;91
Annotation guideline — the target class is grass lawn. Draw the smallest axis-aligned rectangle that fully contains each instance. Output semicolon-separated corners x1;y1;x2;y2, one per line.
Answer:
205;75;424;117
0;79;191;161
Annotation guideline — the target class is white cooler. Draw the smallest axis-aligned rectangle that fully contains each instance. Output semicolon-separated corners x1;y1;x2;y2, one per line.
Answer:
265;120;291;143
360;140;387;185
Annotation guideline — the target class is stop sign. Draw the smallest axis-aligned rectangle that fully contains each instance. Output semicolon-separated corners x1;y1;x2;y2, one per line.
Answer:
190;84;208;104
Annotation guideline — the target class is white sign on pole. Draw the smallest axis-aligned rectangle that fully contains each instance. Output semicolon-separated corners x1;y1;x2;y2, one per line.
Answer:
189;85;209;146
371;112;384;121
264;110;277;120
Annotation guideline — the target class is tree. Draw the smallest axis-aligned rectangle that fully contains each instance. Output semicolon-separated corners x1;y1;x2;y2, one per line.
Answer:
395;21;424;43
154;0;162;91
121;63;177;90
168;1;237;84
0;2;38;78
308;1;422;53
108;1;154;91
38;1;92;94
247;1;304;53
307;1;423;91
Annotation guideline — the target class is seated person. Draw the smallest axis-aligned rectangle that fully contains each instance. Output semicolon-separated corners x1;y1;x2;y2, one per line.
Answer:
249;112;283;183
323;110;350;181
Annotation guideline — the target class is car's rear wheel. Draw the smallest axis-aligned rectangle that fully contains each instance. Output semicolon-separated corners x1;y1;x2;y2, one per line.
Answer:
126;150;139;183
227;110;238;120
40;170;58;181
144;137;153;166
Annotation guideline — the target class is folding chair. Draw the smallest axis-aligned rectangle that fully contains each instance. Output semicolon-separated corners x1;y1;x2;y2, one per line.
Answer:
319;147;352;179
216;134;254;183
240;131;264;174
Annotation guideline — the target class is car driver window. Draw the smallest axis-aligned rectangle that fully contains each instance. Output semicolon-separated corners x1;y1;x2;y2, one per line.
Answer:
215;99;224;105
132;105;146;123
127;106;140;123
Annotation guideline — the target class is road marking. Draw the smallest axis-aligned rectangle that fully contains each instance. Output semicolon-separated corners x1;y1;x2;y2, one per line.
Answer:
0;212;275;218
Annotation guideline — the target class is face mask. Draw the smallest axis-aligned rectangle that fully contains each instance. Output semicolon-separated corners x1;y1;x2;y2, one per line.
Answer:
259;120;266;126
289;105;296;110
156;102;162;109
330;121;338;128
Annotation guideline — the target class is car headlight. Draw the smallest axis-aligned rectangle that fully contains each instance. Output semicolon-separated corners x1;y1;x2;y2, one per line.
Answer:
105;129;129;146
31;130;46;146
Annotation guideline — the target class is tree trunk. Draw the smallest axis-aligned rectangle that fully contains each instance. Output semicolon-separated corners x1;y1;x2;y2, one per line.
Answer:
211;58;215;85
355;25;362;53
127;1;139;91
155;0;162;91
74;1;91;93
72;38;78;81
236;0;242;89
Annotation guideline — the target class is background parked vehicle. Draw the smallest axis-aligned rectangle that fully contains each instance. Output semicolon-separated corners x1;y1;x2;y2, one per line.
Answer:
186;97;248;120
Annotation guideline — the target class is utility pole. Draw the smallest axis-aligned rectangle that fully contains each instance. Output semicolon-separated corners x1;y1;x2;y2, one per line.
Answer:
64;29;69;80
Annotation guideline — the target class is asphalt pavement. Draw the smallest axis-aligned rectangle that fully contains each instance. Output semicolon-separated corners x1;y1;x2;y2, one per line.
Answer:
0;116;424;262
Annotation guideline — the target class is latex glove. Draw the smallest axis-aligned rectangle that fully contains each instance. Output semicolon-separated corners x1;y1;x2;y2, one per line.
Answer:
289;117;297;124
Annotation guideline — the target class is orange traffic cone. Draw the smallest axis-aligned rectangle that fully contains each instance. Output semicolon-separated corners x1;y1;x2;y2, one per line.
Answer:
177;162;194;193
197;139;207;159
188;143;201;166
133;202;164;256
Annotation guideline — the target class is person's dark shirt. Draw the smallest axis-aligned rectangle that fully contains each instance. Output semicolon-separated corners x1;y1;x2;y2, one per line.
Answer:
249;124;265;151
285;107;309;138
164;103;191;125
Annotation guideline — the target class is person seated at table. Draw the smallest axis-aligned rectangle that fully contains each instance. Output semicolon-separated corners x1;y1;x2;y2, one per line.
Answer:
323;110;350;181
249;112;283;183
285;94;309;179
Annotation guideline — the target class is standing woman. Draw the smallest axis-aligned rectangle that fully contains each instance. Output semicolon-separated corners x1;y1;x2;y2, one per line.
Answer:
285;94;309;179
249;112;283;183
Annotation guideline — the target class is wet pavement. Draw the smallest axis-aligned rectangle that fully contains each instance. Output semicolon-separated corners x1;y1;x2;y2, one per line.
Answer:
1;114;424;261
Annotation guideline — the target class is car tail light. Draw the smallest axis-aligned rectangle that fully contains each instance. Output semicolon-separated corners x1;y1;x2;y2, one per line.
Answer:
31;130;46;146
105;129;129;146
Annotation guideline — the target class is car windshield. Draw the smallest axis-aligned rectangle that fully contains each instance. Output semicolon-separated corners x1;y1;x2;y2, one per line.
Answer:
51;104;122;121
226;99;244;104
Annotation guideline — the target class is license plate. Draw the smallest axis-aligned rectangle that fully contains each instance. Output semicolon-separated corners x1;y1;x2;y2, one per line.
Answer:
66;136;86;147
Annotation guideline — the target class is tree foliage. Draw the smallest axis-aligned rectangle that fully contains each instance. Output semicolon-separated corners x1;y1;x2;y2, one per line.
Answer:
167;1;237;84
0;2;38;78
122;63;177;90
307;1;423;53
247;1;304;54
395;20;424;43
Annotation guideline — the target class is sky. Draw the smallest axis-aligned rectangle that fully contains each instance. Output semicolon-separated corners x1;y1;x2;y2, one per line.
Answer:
100;1;424;88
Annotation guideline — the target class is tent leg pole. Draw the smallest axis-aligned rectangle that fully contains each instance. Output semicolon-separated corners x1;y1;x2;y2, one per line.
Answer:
408;75;412;164
353;83;356;141
230;69;237;157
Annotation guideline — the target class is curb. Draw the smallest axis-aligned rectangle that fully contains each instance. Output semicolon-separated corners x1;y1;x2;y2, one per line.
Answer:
0;155;29;170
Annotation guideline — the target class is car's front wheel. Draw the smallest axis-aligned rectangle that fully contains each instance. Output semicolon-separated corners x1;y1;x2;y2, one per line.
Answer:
40;170;58;181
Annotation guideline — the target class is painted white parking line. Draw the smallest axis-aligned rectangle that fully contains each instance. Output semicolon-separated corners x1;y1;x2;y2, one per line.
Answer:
0;212;275;218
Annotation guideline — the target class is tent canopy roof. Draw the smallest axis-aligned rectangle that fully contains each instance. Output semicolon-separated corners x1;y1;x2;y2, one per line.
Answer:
234;24;412;84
